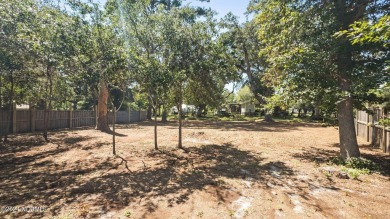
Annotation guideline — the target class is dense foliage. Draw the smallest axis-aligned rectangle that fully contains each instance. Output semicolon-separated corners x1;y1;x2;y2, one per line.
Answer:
0;0;388;157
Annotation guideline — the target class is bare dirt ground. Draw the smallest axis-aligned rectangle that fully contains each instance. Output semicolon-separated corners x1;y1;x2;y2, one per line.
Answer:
0;120;389;219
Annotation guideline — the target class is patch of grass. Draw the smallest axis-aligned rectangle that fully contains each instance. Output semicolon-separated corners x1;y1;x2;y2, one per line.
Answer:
76;204;90;218
124;209;132;218
345;157;379;171
292;118;303;123
341;167;370;180
228;210;235;218
168;114;261;122
50;215;73;219
328;156;379;179
196;211;204;218
322;170;333;178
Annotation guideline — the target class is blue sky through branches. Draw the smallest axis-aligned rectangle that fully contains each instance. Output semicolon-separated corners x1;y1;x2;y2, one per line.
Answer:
97;0;251;23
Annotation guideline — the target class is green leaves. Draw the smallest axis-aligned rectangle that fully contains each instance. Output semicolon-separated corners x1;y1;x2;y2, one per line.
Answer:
335;15;390;48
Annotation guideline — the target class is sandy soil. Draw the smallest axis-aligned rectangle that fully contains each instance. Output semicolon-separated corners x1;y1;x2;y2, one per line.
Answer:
0;120;389;219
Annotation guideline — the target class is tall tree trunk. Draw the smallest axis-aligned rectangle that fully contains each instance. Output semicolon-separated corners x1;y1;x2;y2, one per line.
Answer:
43;65;53;141
0;75;2;142
0;76;4;141
242;45;265;105
333;0;365;160
178;85;183;149
161;106;167;123
337;80;360;159
196;104;205;117
147;103;152;120
96;79;110;132
154;106;158;150
4;70;14;142
312;106;321;120
43;100;48;141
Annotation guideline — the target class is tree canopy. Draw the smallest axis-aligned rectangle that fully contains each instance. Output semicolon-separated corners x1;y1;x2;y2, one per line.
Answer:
0;0;388;158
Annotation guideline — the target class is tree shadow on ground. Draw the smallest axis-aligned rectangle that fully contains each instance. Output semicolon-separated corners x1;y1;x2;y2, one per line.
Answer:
291;146;390;176
98;129;128;137
116;120;324;133
0;134;115;218
0;142;296;218
65;143;272;217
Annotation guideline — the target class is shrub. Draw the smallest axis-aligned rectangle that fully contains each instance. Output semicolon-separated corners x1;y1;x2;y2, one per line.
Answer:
345;157;379;172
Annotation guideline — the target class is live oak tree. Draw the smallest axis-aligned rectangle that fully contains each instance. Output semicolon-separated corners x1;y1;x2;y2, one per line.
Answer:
219;15;271;106
162;6;227;148
68;1;128;132
113;0;222;149
0;0;38;141
111;0;175;149
254;0;389;160
1;0;73;141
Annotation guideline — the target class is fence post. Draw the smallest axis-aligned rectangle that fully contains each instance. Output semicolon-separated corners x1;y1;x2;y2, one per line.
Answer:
69;105;73;129
95;105;98;126
139;110;141;121
366;111;370;142
30;106;36;132
382;109;386;152
12;102;17;134
127;109;131;123
356;111;359;136
113;107;116;155
386;130;389;154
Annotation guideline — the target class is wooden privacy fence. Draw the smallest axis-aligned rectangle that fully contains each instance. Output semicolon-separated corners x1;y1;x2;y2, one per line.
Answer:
0;106;147;135
355;109;390;154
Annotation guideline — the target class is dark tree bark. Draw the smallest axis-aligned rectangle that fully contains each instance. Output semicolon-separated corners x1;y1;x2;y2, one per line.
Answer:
4;70;14;142
332;0;367;159
161;108;167;122
337;80;360;159
96;79;110;132
43;65;53;141
178;85;183;149
154;106;158;150
196;104;206;117
312;105;321;120
147;103;152;120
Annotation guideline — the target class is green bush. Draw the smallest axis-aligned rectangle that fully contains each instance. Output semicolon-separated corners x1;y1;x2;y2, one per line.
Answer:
344;157;379;172
378;117;390;127
328;157;379;179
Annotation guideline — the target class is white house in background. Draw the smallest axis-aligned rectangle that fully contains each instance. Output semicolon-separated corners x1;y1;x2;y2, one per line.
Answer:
170;104;196;114
240;101;256;115
16;104;29;109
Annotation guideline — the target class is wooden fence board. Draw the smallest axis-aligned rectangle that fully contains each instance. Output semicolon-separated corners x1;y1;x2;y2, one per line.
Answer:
16;110;31;133
0;110;12;135
0;109;146;135
116;111;129;124
129;111;140;122
356;109;389;154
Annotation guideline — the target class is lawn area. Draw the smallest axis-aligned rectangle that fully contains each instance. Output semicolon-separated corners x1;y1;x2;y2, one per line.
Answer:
1;120;389;219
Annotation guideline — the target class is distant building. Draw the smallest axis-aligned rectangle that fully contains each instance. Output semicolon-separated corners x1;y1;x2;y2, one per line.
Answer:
170;104;196;115
16;104;29;109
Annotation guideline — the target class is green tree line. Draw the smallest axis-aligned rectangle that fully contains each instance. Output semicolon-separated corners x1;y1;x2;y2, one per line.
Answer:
0;0;388;160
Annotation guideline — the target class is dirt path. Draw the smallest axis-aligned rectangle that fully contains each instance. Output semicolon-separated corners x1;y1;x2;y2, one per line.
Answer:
0;120;389;219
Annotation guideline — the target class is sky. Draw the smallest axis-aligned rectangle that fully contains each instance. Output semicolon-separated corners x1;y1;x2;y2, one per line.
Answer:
96;0;252;23
187;0;251;23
